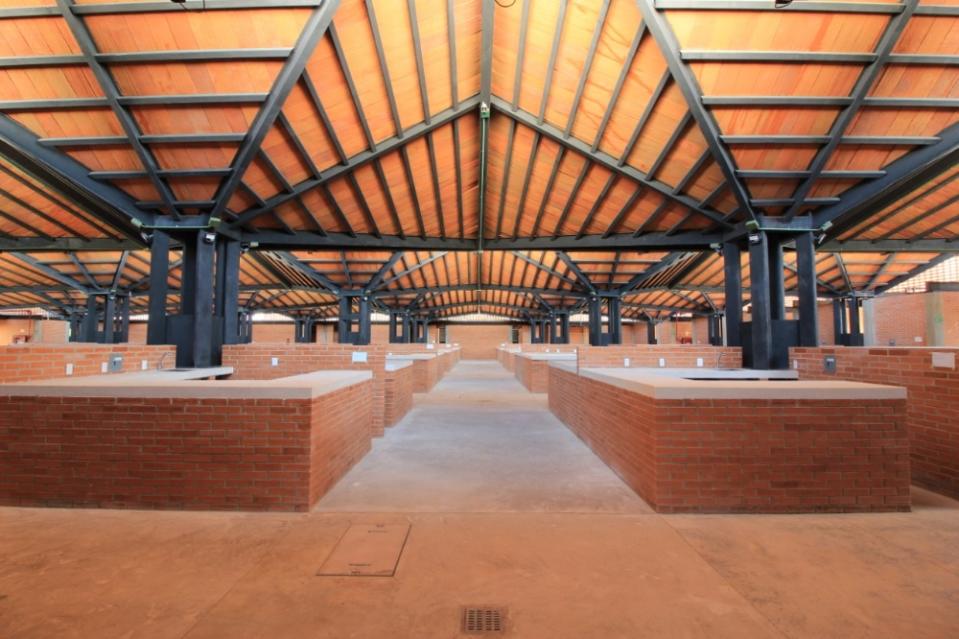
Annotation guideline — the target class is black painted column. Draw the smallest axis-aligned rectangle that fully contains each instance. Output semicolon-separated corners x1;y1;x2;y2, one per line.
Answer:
847;297;863;345
607;297;622;345
549;311;570;344
68;311;82;343
215;238;241;346
832;298;844;345
146;231;170;345
189;231;219;368
748;233;773;369
79;294;98;342
646;319;657;345
795;231;820;347
722;242;742;347
587;296;603;346
767;234;786;321
118;295;131;342
102;293;117;344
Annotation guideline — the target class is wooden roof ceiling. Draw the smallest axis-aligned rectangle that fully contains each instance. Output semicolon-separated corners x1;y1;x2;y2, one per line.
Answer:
0;0;956;319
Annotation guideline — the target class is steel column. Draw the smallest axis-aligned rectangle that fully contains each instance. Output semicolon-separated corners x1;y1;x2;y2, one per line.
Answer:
80;294;98;342
768;235;785;321
146;231;170;345
795;231;820;347
647;318;658;344
748;233;773;370
832;299;845;345
102;293;117;343
215;238;241;345
722;242;742;346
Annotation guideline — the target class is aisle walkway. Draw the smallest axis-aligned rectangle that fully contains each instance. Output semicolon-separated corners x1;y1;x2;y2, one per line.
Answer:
316;360;649;513
2;361;958;638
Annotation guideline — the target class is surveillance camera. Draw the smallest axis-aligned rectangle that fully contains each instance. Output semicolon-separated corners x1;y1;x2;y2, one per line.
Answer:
202;231;216;244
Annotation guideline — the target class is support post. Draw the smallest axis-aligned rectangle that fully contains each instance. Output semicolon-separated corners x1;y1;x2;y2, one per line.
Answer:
832;298;844;345
646;318;657;345
80;294;98;342
748;233;773;369
177;231;216;367
147;231;170;345
768;235;785;321
795;231;820;347
215;238;241;345
118;294;130;342
708;313;723;346
102;293;117;344
588;296;603;346
337;294;372;345
549;311;570;344
607;297;622;345
722;242;742;346
847;297;863;346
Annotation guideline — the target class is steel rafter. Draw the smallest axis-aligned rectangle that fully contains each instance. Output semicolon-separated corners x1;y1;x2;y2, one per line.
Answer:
635;0;757;221
784;0;919;219
207;0;341;223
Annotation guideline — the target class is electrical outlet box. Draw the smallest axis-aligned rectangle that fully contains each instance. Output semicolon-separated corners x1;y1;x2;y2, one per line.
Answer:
271;357;279;367
141;360;148;371
352;351;368;363
623;357;630;367
793;359;799;370
100;362;108;374
65;363;74;376
108;354;123;373
696;357;704;368
823;356;837;374
658;358;666;368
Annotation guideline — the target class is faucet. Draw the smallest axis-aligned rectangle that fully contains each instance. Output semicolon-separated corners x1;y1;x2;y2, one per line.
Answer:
717;351;729;370
157;351;172;371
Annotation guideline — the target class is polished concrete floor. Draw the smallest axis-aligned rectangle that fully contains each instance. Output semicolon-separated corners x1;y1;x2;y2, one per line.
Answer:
2;361;958;638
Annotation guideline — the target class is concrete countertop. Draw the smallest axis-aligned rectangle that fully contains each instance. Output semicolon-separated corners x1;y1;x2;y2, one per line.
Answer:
385;360;413;372
517;352;578;361
385;353;437;360
0;369;372;400
576;367;906;401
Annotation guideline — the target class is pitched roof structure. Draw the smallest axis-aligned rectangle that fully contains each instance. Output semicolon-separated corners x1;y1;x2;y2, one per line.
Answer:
0;0;956;320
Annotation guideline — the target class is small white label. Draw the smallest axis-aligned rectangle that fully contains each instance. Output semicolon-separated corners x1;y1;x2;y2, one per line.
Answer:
351;351;368;363
658;358;666;368
624;357;630;368
100;362;108;373
65;363;74;376
914;336;923;343
271;357;279;367
696;357;704;368
932;352;955;370
141;359;148;371
793;359;799;370
426;343;435;350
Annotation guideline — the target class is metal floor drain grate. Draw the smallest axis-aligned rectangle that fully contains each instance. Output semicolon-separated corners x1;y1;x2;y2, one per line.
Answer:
462;607;505;634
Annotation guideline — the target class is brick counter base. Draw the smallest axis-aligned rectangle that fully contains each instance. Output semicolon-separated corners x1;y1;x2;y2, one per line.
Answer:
515;357;552;393
0;380;373;512
549;366;910;513
793;347;959;500
0;344;176;383
383;365;413;427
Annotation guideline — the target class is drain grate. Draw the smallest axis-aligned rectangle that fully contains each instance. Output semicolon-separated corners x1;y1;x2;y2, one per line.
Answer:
462;607;505;634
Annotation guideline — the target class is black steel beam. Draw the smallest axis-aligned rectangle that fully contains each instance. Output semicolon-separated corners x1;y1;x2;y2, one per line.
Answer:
636;0;757;221
208;0;341;222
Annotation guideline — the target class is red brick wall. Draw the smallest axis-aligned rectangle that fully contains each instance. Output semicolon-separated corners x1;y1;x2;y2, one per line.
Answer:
252;323;296;343
0;379;372;512
549;366;909;513
0;344;176;383
792;346;959;500
309;381;373;505
445;324;510;359
383;365;413;427
576;345;741;369
514;356;556;393
871;293;927;346
817;302;835;346
222;344;394;437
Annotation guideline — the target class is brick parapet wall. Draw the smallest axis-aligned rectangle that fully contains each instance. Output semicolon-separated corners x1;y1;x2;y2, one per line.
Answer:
549;366;909;513
575;345;742;369
0;378;372;512
514;356;561;393
0;344;176;383
383;365;413;427
222;344;392;437
792;347;959;499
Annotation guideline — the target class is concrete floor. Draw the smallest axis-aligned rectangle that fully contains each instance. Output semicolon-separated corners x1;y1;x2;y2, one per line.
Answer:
2;361;959;638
